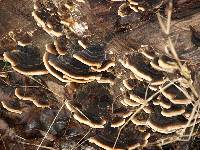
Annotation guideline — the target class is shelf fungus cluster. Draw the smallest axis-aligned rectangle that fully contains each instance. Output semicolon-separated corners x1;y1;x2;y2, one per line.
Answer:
89;124;150;150
0;81;50;114
119;47;199;138
32;0;90;37
111;0;145;17
64;83;151;149
0;30;48;76
66;83;132;129
44;41;115;84
1;0;200;150
111;0;163;17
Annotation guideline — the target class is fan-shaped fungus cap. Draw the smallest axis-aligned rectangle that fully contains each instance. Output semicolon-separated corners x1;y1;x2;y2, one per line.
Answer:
182;104;193;119
47;55;101;80
111;116;125;128
150;57;175;73
45;43;58;55
161;105;185;117
129;83;154;105
9;30;32;47
123;97;140;107
32;10;46;28
120;53;164;82
122;91;140;107
3;46;48;76
32;2;63;37
113;107;133;119
160;84;191;105
15;88;49;108
43;52;70;82
91;60;115;72
73;112;106;128
157;95;172;109
66;101;106;128
0;87;22;114
44;41;114;84
73;44;106;67
97;72;116;85
139;48;156;60
123;79;135;90
147;110;188;134
89;124;150;150
54;36;74;55
1;100;22;114
66;83;114;128
131;110;149;126
89;137;124;150
158;55;179;70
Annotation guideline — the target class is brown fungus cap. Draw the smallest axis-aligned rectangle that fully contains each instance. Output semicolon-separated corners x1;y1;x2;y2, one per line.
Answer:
45;43;58;55
91;60;115;72
139;48;156;60
89;136;124;150
8;30;32;47
47;55;101;80
150;57;175;73
43;52;70;82
147;107;188;134
111;116;125;128
89;124;150;150
68;103;107;128
97;72;116;85
73;44;106;67
161;104;185;117
128;83;154;105
66;83;114;128
1;99;22;114
73;111;106;128
123;97;140;107
131;110;149;126
120;53;164;82
0;86;23;114
44;44;114;84
32;1;63;37
123;78;136;90
15;88;49;108
157;95;172;109
3;46;48;76
158;55;179;70
160;84;191;105
113;107;133;119
53;36;75;55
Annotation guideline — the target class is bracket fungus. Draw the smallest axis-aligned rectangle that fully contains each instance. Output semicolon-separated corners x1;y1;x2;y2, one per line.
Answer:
3;45;48;76
119;48;199;136
44;41;115;84
0;85;24;114
111;0;145;17
89;124;150;150
32;0;90;37
111;0;163;17
15;87;49;108
65;83;112;128
32;1;63;37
